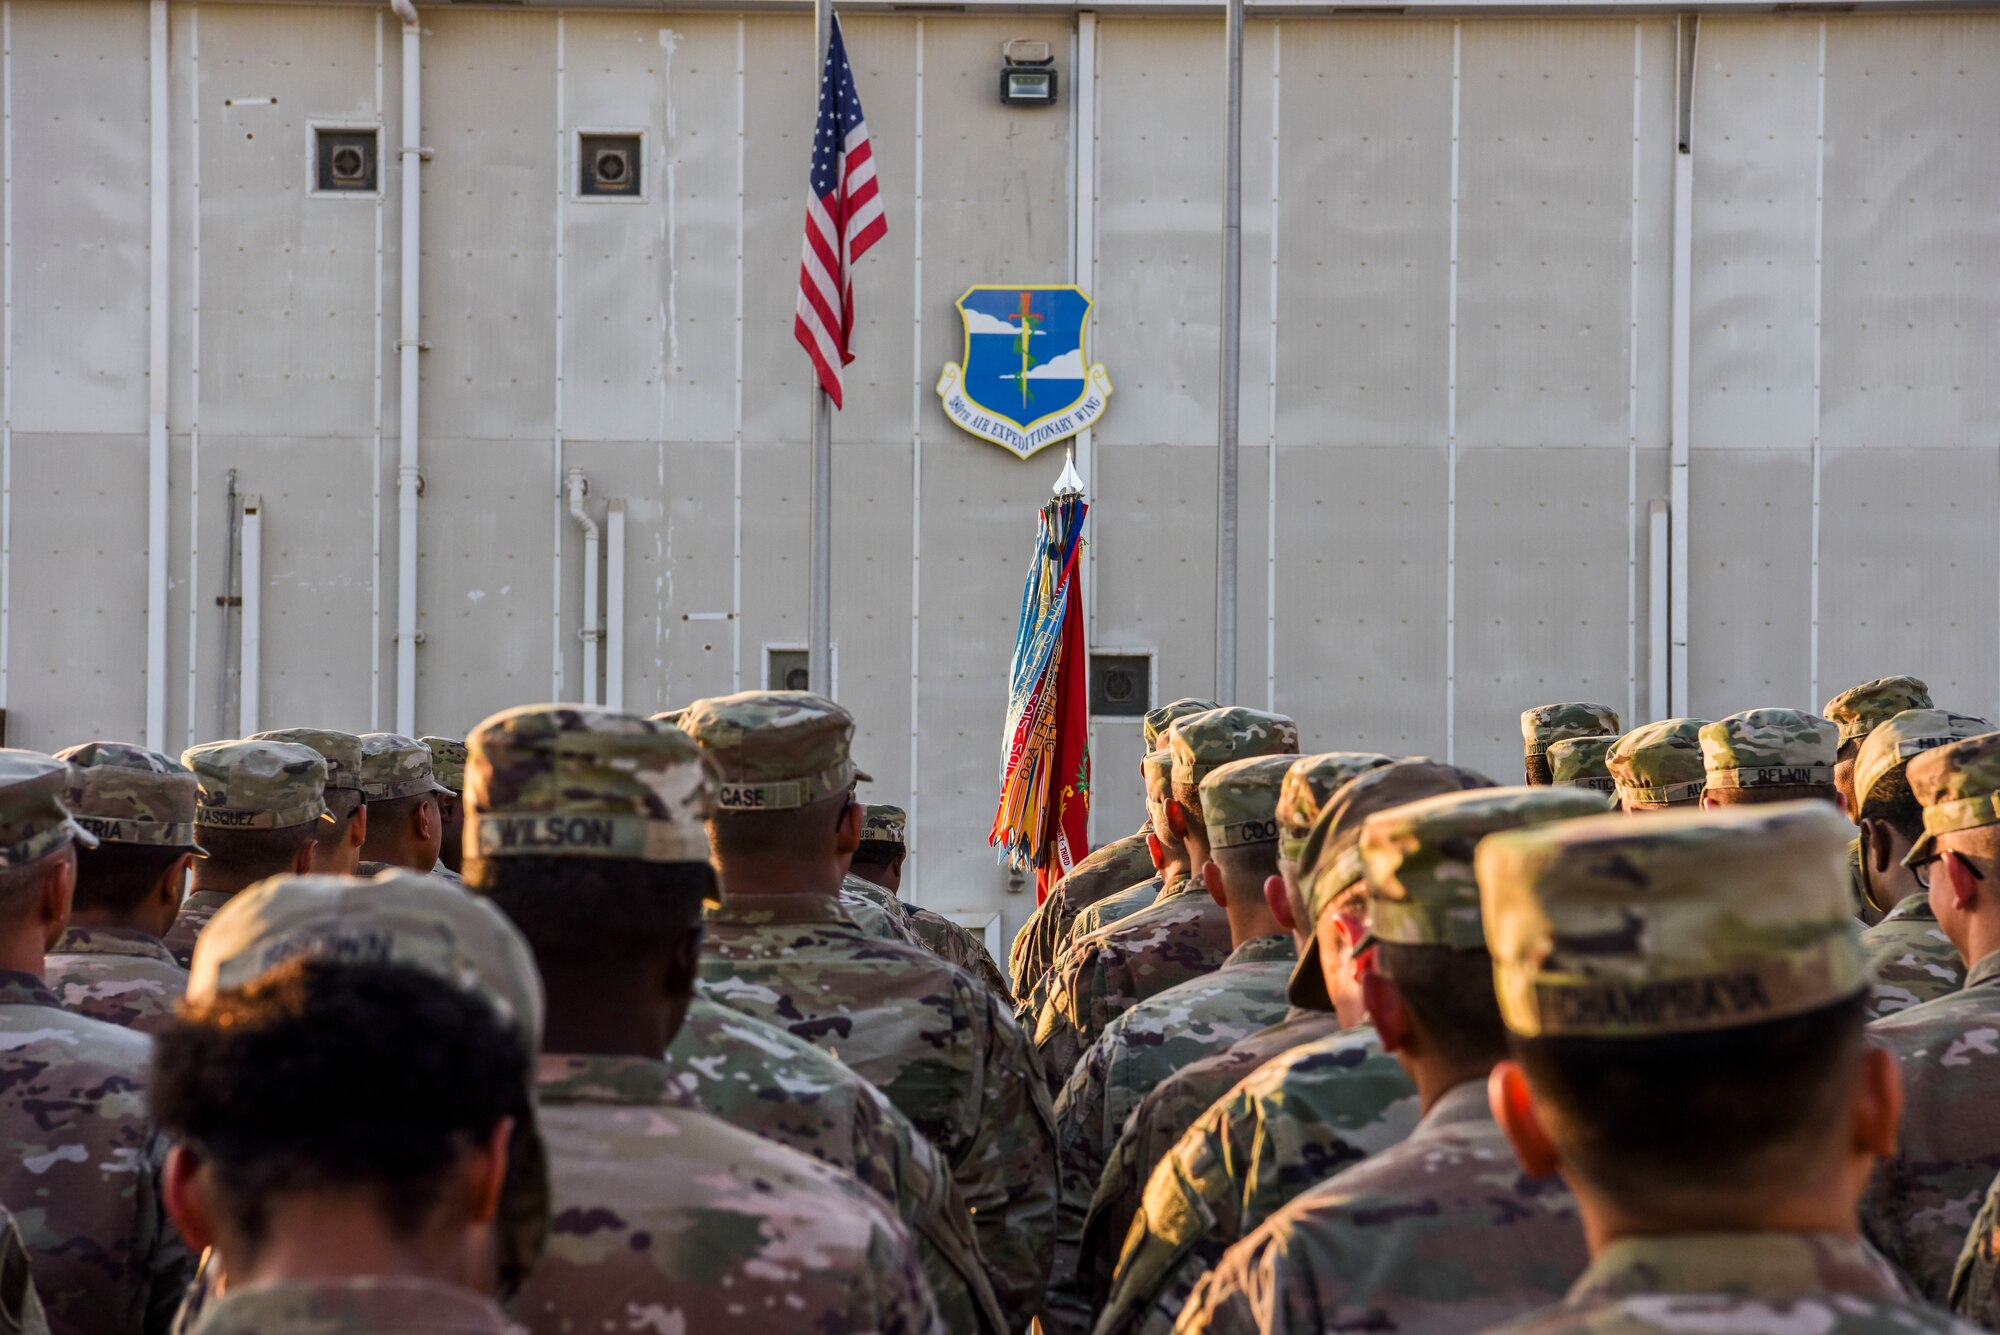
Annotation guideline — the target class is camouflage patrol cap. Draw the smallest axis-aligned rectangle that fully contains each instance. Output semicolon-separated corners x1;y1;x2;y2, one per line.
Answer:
1824;676;1933;748
0;750;97;867
1547;736;1619;795
1902;730;2000;865
1476;802;1865;1039
419;737;468;794
1276;753;1396;869
679;690;872;812
466;705;716;867
1360;786;1612;951
1520;703;1621;758
1200;755;1294;850
1144;698;1223;750
1167;708;1300;814
1606;718;1711;808
1288;760;1494;1010
185;871;549;1293
1699;709;1838;789
358;732;452;802
56;741;204;851
183;740;331;830
1141;749;1174;804
1854;709;1993;816
861;804;907;847
249;729;365;795
649;708;688;730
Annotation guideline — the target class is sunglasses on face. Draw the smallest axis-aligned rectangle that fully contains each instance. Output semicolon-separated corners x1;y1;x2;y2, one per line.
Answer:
1913;847;1986;892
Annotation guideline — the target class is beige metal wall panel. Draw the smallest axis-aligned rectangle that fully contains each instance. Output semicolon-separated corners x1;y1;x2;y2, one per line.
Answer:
8;436;150;749
1820;17;2000;453
739;14;812;445
1688;18;1819;451
1455;446;1631;779
195;4;380;440
414;438;557;735
1686;447;1814;717
828;439;913;806
1089;721;1148;851
421;9;550;443
1820;447;1998;715
10;2;148;436
1273;444;1449;756
1272;18;1452;449
1458;20;1638;449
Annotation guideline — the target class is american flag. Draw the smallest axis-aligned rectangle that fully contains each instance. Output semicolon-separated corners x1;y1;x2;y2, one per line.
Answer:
794;15;886;409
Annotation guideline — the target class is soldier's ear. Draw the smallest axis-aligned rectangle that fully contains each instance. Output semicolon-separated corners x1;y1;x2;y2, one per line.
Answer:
1361;969;1411;1053
1200;858;1227;909
1264;874;1294;933
1146;833;1165;871
1165;801;1191;843
348;801;370;848
1852;1042;1903;1164
38;850;75;947
1489;1062;1561;1181
163;1145;218;1256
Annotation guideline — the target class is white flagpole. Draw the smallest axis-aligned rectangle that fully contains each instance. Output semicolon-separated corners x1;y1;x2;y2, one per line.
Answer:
1215;0;1244;704
809;2;835;698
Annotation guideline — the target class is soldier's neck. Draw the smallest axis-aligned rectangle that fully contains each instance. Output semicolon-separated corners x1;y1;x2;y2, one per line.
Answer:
1570;1181;1861;1258
541;980;680;1058
189;865;266;896
713;857;846;900
221;1193;488;1294
66;907;168;940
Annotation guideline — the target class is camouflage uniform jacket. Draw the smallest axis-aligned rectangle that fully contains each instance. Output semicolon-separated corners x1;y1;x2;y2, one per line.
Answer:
0;970;190;1335
517;1052;944;1335
904;903;1012;1002
1043;935;1298;1334
1860;893;1965;1020
699;893;1058;1326
1010;832;1157;1002
1951;1166;2000;1328
1482;1232;1984;1334
163;889;234;968
1031;871;1231;1095
838;879;921;944
1069;877;1170;945
666;995;1007;1335
44;927;187;1036
1082;1006;1347;1315
1174;1080;1586;1334
1097;1023;1420;1335
1862;949;2000;1302
0;1206;48;1335
1016;875;1165;1035
186;1277;511;1335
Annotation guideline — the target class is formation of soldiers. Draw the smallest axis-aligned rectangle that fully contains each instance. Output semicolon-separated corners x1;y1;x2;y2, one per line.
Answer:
0;674;1997;1334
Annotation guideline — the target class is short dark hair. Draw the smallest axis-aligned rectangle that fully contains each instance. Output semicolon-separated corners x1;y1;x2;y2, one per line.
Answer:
1376;941;1508;1068
850;840;903;870
468;855;712;971
1524;754;1554;786
1512;994;1868;1209
1705;783;1837;808
197;824;317;880
1212;842;1280;904
366;793;434;829
72;842;187;917
707;791;849;860
151;960;529;1254
1858;769;1925;845
314;789;364;852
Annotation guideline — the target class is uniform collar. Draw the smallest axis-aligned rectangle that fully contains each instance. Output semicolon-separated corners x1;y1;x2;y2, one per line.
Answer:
181;888;236;911
1965;949;2000;992
51;925;178;965
1876;892;1939;926
1415;1078;1494;1131
1222;933;1298;968
706;892;858;928
1154;868;1202;904
537;1052;699;1109
0;969;60;1009
1566;1232;1910;1306
189;1276;513;1335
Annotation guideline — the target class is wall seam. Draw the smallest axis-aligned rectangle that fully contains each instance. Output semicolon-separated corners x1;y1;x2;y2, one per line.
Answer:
1444;20;1460;761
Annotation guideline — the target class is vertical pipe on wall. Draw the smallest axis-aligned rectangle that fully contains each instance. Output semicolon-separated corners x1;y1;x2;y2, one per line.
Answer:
552;14;567;700
1264;21;1280;714
369;8;385;730
732;17;745;693
1;2;11;716
392;0;423;734
1444;21;1461;761
1649;499;1669;717
567;471;599;708
1808;18;1826;706
606;499;625;711
1626;20;1641;730
907;18;925;894
187;4;203;747
1071;12;1095;846
239;495;262;734
1214;0;1244;705
146;0;170;750
1668;15;1696;718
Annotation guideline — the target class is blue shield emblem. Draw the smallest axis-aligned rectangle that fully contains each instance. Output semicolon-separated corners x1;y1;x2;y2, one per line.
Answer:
937;285;1112;460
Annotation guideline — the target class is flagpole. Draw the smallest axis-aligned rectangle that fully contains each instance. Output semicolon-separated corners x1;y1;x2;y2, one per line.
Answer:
1215;0;1244;704
809;0;835;698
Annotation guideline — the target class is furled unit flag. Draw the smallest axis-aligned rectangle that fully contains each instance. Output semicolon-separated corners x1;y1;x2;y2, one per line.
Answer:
793;14;886;408
992;457;1091;902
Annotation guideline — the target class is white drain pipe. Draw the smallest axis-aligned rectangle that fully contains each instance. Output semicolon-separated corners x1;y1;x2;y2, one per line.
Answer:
605;499;625;711
145;0;168;748
239;495;263;734
391;0;423;733
566;470;599;707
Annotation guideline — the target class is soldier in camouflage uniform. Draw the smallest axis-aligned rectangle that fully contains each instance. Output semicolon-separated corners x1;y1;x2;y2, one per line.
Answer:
1042;756;1302;1332
1851;710;1989;1017
1174;786;1609;1334
683;690;1054;1328
42;743;198;1034
0;750;191;1335
1010;701;1218;1001
1476;802;1978;1335
1521;704;1620;787
1546;736;1618;795
1827;679;1935;927
852;804;1012;1000
0;1206;47;1335
354;733;452;877
1078;752;1393;1309
465;703;943;1334
247;729;369;876
1095;761;1490;1334
1863;731;2000;1303
167;739;329;967
1604;718;1710;812
1951;1170;2000;1329
420;736;468;874
665;993;1008;1334
1698;708;1840;808
1031;709;1298;1094
163;872;547;1335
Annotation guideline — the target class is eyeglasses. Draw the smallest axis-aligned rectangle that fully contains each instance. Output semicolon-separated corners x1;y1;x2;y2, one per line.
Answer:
1913;847;1986;892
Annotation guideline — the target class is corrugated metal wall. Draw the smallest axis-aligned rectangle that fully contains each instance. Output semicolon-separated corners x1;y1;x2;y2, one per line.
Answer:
7;2;1998;950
